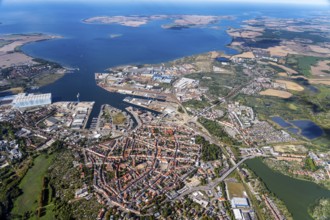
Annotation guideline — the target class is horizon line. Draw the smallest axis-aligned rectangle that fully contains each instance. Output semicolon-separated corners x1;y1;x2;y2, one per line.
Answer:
4;0;330;6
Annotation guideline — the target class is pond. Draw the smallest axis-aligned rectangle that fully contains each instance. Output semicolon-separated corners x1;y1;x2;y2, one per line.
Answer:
271;116;292;128
271;116;323;140
290;120;324;140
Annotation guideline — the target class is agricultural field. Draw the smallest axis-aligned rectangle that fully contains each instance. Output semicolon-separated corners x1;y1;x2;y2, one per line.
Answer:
269;62;298;75
275;80;304;91
259;89;293;98
311;60;330;76
278;72;288;77
308;78;330;86
232;51;255;59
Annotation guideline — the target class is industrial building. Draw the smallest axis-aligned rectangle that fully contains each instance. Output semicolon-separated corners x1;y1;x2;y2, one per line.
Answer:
12;93;52;109
233;209;243;220
173;77;199;89
231;197;250;208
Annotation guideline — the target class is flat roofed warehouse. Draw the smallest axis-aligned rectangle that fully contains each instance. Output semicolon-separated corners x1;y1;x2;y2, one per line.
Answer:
174;77;198;89
231;197;250;208
12;93;52;108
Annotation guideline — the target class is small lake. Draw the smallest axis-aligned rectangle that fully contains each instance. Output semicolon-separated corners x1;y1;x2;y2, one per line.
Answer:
271;116;292;128
290;120;324;140
245;158;330;220
271;116;323;140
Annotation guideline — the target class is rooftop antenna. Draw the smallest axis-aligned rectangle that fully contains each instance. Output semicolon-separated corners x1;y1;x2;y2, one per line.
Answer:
77;92;80;103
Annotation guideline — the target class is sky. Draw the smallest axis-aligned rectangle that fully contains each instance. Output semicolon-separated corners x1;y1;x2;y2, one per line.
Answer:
2;0;330;5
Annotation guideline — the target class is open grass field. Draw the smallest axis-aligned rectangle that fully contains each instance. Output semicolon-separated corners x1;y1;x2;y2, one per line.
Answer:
226;181;246;199
112;112;126;125
236;94;308;124
11;154;55;217
260;89;293;98
1;87;25;94
186;71;249;99
288;103;298;110
34;73;64;87
275;80;304;91
183;99;210;110
39;204;56;220
273;144;308;154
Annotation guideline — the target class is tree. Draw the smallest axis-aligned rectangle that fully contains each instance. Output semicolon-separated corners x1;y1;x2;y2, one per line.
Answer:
178;106;184;113
305;158;317;172
200;178;208;185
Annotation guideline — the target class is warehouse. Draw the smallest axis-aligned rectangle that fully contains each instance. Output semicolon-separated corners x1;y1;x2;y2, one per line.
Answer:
231;197;250;208
12;93;51;109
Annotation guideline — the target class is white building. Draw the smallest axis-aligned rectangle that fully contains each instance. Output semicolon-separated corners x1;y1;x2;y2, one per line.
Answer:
12;93;51;109
173;77;199;89
233;209;243;220
231;197;250;208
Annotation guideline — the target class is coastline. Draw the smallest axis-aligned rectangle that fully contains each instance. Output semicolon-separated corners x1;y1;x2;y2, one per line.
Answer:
0;33;70;94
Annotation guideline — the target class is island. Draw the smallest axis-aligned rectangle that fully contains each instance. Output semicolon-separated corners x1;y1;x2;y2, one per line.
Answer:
83;15;234;29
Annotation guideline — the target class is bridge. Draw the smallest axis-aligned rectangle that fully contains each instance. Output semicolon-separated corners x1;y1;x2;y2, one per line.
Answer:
175;155;256;200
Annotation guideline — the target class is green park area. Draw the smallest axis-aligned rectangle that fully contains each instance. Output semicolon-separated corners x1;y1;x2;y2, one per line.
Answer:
186;71;248;99
112;112;126;125
11;154;55;219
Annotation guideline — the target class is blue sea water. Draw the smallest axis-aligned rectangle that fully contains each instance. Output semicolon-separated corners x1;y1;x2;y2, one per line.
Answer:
0;2;328;124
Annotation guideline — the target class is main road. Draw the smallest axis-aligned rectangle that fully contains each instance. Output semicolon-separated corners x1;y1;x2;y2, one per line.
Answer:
175;155;255;200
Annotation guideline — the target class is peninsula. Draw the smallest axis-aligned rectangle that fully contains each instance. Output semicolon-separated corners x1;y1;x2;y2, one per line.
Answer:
0;34;71;93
